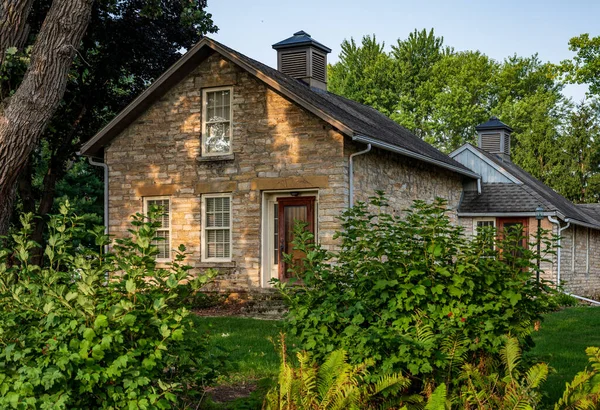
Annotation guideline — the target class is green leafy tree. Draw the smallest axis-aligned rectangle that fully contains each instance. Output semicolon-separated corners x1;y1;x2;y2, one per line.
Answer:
426;51;498;151
391;28;452;138
493;55;566;183
11;0;218;258
550;101;600;203
564;33;600;96
328;35;397;116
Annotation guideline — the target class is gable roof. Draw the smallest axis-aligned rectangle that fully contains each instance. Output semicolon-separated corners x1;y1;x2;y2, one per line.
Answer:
80;37;478;179
457;144;600;228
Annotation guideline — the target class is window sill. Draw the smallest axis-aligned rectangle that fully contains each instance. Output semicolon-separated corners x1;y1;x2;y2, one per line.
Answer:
197;261;236;268
197;153;235;162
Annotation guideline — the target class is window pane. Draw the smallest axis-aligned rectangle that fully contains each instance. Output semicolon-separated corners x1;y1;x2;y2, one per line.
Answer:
206;122;231;153
153;230;170;259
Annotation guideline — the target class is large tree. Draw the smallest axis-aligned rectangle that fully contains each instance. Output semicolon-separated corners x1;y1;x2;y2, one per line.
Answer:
565;33;600;96
3;0;217;249
0;0;95;235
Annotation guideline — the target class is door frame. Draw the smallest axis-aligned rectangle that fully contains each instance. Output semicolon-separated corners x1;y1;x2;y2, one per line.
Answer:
260;190;319;287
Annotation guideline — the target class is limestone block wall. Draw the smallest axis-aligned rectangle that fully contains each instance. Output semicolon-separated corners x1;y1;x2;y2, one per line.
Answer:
105;52;348;290
559;225;600;298
347;141;464;221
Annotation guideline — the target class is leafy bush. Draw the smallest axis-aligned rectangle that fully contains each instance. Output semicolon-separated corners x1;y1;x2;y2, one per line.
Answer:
0;203;223;409
276;194;557;385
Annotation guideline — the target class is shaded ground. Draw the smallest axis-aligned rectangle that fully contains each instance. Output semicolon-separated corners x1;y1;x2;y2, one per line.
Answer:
191;315;288;408
205;383;258;403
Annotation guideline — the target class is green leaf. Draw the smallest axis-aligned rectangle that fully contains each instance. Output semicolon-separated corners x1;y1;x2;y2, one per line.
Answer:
94;315;108;329
83;328;96;341
122;314;137;326
125;279;136;293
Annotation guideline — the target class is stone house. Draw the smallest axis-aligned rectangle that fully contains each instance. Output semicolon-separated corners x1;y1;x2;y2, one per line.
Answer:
451;117;600;300
80;31;477;290
80;32;600;300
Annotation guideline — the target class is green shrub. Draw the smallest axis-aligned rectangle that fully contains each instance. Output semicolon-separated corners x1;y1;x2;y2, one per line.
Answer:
0;203;224;409
276;194;557;386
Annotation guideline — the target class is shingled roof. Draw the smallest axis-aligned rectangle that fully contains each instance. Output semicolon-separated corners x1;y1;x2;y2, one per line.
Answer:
80;37;477;179
458;144;600;228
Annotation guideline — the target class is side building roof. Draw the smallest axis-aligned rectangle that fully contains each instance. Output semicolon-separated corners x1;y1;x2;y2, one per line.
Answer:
80;37;478;179
457;144;600;228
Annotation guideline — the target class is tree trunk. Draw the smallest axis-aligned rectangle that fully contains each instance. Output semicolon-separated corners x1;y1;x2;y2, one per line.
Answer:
0;0;34;66
0;0;94;235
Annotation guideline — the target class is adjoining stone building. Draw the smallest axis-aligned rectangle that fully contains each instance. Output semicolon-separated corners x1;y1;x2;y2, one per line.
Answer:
80;32;600;300
451;117;600;300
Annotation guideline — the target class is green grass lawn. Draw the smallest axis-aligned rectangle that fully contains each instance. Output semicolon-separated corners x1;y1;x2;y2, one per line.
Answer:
193;307;600;408
192;316;287;384
530;306;600;405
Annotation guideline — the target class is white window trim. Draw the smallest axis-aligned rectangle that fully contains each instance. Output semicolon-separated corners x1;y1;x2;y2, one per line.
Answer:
473;217;496;235
202;86;233;157
201;193;233;262
143;196;172;262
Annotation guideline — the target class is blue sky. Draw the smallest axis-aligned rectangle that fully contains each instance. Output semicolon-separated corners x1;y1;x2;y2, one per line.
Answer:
206;0;600;102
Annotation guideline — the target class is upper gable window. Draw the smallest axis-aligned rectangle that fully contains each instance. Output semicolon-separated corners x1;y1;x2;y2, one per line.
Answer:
202;87;233;156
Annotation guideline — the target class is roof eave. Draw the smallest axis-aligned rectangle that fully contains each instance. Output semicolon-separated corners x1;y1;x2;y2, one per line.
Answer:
458;211;558;217
353;135;480;179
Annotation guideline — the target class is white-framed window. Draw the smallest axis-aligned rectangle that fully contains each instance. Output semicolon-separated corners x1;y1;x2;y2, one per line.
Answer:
143;196;171;261
202;87;232;156
202;194;232;261
473;218;496;255
473;218;496;234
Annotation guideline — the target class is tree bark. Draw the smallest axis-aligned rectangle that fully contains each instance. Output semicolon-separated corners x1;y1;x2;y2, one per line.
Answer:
0;0;94;235
0;0;34;66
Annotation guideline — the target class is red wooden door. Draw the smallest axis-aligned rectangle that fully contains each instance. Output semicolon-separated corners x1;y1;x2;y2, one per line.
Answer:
277;196;315;280
497;217;529;258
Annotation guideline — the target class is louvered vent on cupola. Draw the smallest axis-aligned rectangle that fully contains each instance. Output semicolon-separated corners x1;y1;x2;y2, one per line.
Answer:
476;116;513;162
272;31;331;90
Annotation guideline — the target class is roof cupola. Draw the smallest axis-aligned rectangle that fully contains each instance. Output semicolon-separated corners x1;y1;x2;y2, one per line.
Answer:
476;116;513;162
272;31;331;90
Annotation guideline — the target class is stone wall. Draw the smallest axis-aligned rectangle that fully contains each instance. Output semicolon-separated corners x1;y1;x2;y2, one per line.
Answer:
105;52;348;290
559;225;600;298
105;50;471;292
347;141;464;221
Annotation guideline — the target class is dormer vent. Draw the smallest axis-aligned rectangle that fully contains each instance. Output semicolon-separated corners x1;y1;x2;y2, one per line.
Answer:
273;31;331;90
476;116;513;162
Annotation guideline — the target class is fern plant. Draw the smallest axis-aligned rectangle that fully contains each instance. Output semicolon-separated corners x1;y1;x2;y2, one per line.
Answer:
554;347;600;410
264;335;419;410
454;336;548;409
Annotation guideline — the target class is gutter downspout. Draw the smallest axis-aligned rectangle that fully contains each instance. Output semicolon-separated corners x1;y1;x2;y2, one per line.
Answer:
477;178;482;195
348;143;371;208
547;215;570;288
87;156;109;236
547;216;600;305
